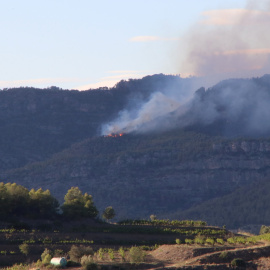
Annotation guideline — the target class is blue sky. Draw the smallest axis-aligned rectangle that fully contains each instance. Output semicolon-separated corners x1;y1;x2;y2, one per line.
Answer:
2;0;269;90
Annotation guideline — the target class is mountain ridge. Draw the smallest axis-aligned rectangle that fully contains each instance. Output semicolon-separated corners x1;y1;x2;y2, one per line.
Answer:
1;74;270;228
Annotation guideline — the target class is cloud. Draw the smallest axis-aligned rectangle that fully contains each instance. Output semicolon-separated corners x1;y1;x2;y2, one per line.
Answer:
76;71;147;90
201;9;270;25
129;36;179;42
76;80;117;90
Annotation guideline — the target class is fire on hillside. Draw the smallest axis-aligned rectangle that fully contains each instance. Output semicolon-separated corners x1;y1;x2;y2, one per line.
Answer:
105;133;124;138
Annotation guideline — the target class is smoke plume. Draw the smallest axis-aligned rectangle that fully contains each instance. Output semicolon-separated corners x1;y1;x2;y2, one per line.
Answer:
180;0;270;80
102;0;270;137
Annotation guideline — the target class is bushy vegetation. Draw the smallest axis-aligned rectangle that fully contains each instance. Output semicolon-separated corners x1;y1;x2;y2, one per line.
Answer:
61;187;98;218
68;245;94;263
18;243;29;256
118;219;207;227
260;225;270;235
0;182;59;220
128;246;145;264
81;255;97;270
41;248;53;265
102;206;116;221
0;183;99;221
231;258;246;268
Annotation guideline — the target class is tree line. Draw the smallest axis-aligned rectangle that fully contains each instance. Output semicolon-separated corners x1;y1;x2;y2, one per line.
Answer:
0;182;115;220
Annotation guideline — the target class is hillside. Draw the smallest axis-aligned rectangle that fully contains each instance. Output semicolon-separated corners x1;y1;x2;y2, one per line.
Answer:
2;74;270;228
0;74;194;172
2;130;270;226
172;178;270;230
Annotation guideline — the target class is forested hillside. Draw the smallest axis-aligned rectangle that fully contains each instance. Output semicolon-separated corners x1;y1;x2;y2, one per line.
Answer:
0;74;193;171
1;74;270;229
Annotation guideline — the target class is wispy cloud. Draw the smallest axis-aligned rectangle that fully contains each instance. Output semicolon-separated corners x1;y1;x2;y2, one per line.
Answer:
129;36;179;42
76;70;147;91
201;9;270;25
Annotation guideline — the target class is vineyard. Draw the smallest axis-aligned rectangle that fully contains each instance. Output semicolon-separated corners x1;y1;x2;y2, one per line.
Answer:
0;219;231;268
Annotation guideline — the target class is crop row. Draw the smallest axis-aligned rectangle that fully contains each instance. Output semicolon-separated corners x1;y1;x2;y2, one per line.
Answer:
118;219;207;227
72;225;225;235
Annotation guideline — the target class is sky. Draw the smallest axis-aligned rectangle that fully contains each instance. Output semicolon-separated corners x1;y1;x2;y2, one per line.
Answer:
1;0;269;90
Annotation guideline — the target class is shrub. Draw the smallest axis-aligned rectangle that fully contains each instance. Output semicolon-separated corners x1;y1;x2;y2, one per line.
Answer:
118;247;125;261
98;248;104;260
260;225;270;235
43;253;53;265
35;259;43;268
69;245;94;263
19;243;29;256
216;238;225;245
129;246;145;264
231;258;246;268
227;237;236;245
194;235;205;245
235;237;246;245
41;248;53;263
3;263;28;270
108;249;115;261
219;251;228;260
175;238;181;245
81;255;98;270
185;239;193;244
205;238;215;245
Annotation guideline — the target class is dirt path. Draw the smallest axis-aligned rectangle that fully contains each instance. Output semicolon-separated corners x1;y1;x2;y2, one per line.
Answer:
170;242;270;268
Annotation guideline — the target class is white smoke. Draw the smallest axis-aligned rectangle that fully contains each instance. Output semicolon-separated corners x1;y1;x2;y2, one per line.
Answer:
102;92;182;135
101;0;270;136
180;0;270;80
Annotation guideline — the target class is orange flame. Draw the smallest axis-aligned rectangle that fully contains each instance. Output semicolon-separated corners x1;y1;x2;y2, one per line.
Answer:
105;133;124;138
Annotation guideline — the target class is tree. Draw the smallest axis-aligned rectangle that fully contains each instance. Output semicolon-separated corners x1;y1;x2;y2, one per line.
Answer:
61;187;98;218
5;183;29;217
19;243;29;256
102;206;115;221
29;188;59;218
0;182;60;220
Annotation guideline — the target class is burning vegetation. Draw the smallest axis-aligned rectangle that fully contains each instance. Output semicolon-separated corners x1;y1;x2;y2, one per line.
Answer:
105;133;124;138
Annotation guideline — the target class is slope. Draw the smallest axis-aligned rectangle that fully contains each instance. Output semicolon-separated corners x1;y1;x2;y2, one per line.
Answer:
171;177;270;230
0;74;196;172
2;130;270;222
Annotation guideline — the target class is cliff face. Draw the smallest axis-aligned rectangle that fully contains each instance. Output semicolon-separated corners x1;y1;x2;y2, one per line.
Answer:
2;137;270;221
